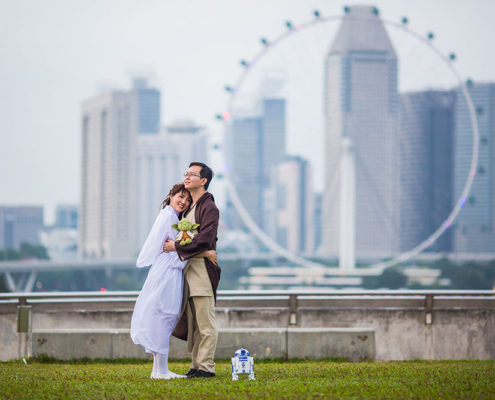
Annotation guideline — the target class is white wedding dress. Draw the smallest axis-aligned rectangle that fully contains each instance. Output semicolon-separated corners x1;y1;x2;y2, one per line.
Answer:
131;205;186;356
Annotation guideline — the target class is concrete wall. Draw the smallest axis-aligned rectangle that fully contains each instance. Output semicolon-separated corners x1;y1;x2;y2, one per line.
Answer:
1;296;493;361
0;303;18;361
30;328;374;362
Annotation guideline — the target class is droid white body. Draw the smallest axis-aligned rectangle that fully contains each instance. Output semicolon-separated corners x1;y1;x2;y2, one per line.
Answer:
231;348;255;381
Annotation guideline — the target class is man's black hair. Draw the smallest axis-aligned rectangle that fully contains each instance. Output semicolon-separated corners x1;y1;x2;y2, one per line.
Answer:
189;162;214;190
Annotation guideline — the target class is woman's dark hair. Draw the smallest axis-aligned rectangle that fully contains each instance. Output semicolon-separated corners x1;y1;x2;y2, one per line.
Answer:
189;162;214;190
162;183;191;209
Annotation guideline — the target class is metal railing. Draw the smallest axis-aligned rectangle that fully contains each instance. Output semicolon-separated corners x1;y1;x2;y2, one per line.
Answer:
1;290;493;332
1;289;494;300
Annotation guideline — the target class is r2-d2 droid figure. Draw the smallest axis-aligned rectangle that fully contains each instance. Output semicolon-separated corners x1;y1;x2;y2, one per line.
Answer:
231;348;255;381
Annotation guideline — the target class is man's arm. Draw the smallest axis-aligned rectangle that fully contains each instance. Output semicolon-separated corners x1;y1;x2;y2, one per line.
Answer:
162;240;217;265
176;206;219;261
163;205;219;261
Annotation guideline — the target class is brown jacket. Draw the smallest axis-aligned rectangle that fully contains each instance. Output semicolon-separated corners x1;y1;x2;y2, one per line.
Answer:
172;192;221;340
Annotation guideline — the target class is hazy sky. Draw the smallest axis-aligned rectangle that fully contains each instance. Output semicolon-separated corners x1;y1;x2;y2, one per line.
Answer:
1;0;495;223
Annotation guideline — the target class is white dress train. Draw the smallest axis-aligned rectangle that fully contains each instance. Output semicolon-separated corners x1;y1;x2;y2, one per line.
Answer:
131;205;186;356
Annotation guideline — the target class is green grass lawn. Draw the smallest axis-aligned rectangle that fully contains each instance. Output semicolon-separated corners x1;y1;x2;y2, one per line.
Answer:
1;359;494;399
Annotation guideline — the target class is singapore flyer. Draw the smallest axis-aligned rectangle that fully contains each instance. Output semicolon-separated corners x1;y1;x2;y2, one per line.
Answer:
215;6;479;273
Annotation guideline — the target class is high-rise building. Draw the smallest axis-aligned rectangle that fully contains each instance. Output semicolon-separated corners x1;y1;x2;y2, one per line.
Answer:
226;116;263;229
271;156;314;254
136;120;208;248
399;90;455;252
80;79;160;259
226;97;286;230
80;91;137;259
261;98;286;187
321;5;399;259
132;78;161;135
55;205;78;229
453;82;495;253
0;206;44;250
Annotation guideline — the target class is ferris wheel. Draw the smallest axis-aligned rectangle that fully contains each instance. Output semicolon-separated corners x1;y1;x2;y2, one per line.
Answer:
215;7;479;272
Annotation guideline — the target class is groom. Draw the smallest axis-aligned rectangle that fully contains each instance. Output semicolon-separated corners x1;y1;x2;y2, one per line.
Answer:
163;162;221;378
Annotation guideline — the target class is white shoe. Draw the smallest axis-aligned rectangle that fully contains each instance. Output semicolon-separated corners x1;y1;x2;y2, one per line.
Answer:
168;371;187;379
153;371;187;380
154;372;174;380
150;371;158;379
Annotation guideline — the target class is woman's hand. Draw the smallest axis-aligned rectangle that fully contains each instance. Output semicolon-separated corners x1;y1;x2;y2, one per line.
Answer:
205;250;218;266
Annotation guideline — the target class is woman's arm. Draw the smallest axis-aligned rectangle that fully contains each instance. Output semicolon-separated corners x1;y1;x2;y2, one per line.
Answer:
197;249;218;266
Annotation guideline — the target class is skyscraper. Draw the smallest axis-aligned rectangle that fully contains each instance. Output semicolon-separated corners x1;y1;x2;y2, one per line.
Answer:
226;96;286;231
136;120;208;248
80;82;157;260
261;98;286;187
132;78;161;135
399;90;455;252
453;82;495;252
271;156;314;254
55;205;78;229
0;206;44;250
321;6;399;259
80;90;137;259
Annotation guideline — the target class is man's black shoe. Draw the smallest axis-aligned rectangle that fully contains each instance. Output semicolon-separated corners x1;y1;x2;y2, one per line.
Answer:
189;369;215;378
186;369;198;376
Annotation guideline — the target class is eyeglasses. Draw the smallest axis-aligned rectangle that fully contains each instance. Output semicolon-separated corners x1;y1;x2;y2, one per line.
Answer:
184;172;201;178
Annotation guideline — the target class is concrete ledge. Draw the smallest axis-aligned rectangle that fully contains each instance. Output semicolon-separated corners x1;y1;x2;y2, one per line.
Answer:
2;295;491;361
288;328;375;361
216;328;287;359
0;313;19;361
32;327;373;361
33;329;148;360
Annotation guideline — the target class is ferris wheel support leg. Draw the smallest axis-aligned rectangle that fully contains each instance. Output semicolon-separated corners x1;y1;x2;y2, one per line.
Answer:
339;137;356;270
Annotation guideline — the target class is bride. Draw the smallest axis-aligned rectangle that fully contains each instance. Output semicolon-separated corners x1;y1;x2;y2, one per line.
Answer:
131;183;217;380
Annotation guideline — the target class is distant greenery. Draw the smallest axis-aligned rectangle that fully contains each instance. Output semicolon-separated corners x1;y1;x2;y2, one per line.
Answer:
433;258;495;290
362;267;408;289
404;258;495;290
217;258;251;290
34;269;147;292
0;243;50;292
361;259;495;290
0;360;493;399
114;272;142;291
0;242;49;261
37;270;107;291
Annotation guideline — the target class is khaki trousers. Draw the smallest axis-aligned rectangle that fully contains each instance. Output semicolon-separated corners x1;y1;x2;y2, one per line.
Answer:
186;295;217;373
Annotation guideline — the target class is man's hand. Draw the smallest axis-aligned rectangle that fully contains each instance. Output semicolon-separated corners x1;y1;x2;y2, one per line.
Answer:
163;239;176;253
205;250;218;266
